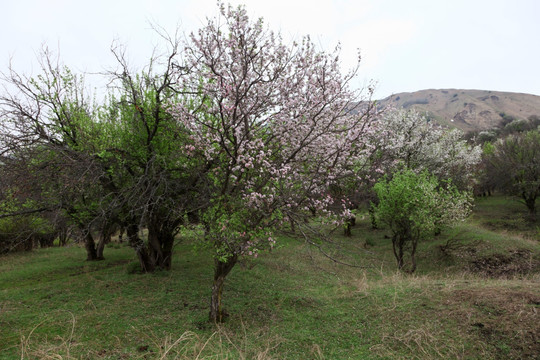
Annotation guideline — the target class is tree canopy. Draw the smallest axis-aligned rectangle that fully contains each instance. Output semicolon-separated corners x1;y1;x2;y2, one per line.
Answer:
483;130;540;217
374;169;472;272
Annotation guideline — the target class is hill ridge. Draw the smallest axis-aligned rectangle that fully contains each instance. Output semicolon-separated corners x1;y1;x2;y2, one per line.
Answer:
378;89;540;131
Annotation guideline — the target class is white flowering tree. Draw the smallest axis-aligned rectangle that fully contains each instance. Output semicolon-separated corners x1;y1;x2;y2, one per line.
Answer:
171;3;375;322
377;109;482;189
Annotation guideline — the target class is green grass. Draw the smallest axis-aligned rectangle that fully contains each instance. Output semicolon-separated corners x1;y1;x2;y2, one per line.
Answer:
472;195;540;237
1;195;539;359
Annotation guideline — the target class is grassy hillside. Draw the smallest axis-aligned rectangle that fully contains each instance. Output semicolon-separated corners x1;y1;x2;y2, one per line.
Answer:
1;196;539;359
379;89;540;132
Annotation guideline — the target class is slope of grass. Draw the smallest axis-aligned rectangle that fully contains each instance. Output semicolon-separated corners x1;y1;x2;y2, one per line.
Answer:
1;196;539;359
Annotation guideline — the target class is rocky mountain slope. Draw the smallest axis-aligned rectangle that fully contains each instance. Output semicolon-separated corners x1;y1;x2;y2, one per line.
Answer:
378;89;540;132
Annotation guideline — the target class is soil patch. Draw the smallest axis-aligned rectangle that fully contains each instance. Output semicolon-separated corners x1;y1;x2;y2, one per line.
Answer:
447;287;540;359
468;249;539;278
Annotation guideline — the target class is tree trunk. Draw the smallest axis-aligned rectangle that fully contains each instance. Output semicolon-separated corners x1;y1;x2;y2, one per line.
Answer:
96;238;106;260
290;218;296;233
409;238;418;274
369;206;378;229
523;194;536;220
38;233;55;248
343;215;355;237
94;221;115;260
58;226;69;246
96;227;111;260
126;222;154;273
209;256;237;323
344;222;352;237
147;223;176;270
160;232;174;270
118;225;125;243
83;230;98;261
147;224;163;269
392;235;405;270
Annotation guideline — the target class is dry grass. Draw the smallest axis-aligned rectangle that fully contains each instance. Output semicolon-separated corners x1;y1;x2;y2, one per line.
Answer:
19;311;79;360
348;269;540;360
18;316;282;360
445;286;540;359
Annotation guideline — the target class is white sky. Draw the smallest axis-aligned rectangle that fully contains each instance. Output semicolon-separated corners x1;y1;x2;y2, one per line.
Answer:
2;0;540;99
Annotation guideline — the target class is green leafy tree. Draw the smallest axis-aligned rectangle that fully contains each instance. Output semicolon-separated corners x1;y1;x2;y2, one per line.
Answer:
94;37;205;271
0;40;198;268
483;131;540;218
0;48;115;260
373;169;472;273
0;182;56;253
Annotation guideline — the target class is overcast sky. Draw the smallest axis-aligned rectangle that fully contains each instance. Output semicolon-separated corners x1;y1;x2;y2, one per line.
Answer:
2;0;539;99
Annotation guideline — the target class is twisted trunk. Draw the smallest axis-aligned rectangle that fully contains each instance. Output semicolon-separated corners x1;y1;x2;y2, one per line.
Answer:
147;228;175;270
96;224;113;260
392;231;418;273
392;234;405;270
147;218;179;270
83;230;98;261
126;222;154;273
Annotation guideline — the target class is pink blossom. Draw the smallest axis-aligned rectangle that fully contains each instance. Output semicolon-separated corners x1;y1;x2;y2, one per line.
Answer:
168;2;375;261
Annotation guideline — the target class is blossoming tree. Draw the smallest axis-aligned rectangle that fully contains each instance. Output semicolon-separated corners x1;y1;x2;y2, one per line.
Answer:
171;3;375;322
377;109;482;189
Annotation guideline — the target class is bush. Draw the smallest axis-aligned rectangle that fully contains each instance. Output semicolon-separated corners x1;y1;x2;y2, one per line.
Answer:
0;216;53;253
373;169;472;272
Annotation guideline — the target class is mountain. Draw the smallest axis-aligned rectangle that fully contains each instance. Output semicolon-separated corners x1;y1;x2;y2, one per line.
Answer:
378;89;540;132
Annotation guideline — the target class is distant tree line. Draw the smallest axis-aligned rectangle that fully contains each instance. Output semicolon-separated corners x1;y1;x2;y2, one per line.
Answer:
465;114;540;144
459;111;540;217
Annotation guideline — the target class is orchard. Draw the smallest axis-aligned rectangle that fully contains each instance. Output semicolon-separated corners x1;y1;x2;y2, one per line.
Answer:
1;3;487;323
